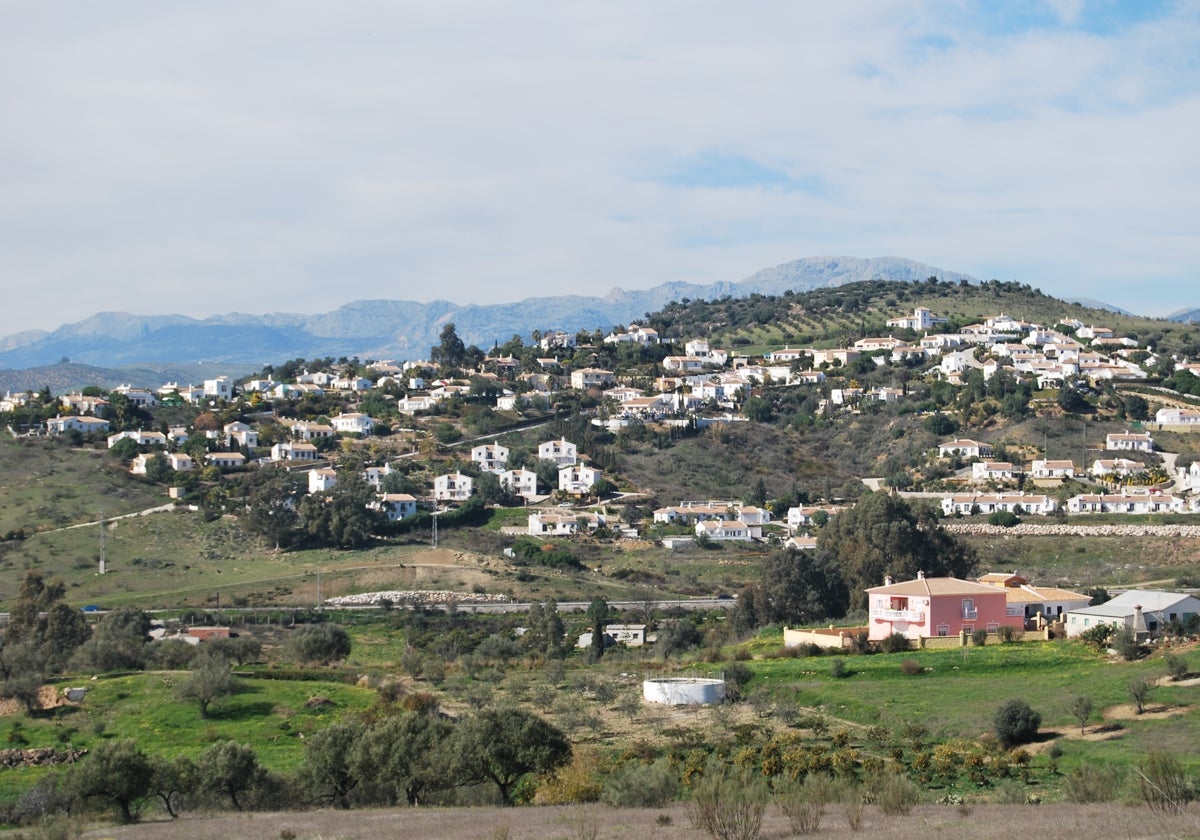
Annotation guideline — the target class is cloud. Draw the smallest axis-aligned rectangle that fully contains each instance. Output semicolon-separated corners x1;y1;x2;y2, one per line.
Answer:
0;0;1197;338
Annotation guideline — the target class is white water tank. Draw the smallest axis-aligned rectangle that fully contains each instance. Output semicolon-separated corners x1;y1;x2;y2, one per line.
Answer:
642;676;725;706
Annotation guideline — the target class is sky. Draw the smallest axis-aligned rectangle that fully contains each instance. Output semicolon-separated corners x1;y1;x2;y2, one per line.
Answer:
2;0;1198;338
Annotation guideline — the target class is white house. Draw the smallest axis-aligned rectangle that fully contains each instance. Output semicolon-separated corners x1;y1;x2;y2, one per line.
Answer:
538;438;578;467
131;452;193;474
938;438;993;459
373;493;419;520
886;307;946;331
331;413;374;436
206;452;246;469
108;430;168;449
971;461;1018;483
570;368;616;389
695;519;752;541
940;493;1058;516
223;421;258;449
1030;459;1076;479
1067;491;1186;515
500;468;539;501
1156;407;1200;425
470;443;509;474
203;377;233;401
47;415;111;436
271;441;318;462
1090;457;1147;478
308;468;338;493
559;464;601;495
1106;431;1154;453
434;472;473;502
363;464;393;488
603;324;659;345
528;511;608;536
1065;590;1200;637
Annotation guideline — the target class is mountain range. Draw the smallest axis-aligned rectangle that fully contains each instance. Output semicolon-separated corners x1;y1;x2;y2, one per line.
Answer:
1;256;1188;386
0;257;979;372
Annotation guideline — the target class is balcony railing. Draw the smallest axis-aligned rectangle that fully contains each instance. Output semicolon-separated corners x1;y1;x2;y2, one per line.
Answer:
876;608;924;623
962;609;978;620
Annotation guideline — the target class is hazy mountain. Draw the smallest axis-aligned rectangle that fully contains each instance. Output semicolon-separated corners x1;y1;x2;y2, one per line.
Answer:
1064;298;1133;316
1167;307;1200;324
0;257;975;371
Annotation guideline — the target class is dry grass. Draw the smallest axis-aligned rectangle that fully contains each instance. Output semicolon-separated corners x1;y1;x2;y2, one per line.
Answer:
77;802;1200;840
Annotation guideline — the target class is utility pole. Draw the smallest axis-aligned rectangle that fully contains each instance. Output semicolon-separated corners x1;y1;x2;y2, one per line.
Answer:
316;568;323;612
98;510;106;575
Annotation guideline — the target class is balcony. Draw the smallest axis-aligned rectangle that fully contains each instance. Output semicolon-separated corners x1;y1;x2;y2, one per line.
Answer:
876;608;925;623
962;609;978;620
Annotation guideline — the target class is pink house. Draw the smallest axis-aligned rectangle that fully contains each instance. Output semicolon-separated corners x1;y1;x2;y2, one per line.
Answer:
866;573;1022;642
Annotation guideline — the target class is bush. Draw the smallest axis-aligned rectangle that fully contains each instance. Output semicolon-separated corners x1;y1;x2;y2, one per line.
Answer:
987;510;1019;527
601;758;678;808
992;699;1041;749
1163;652;1189;681
899;658;923;676
1063;764;1123;803
997;625;1018;644
688;762;768;840
1113;625;1144;661
879;632;909;654
1137;751;1194;815
874;772;920;816
283;624;352;665
829;658;850;679
1127;678;1151;714
774;777;826;835
971;628;988;647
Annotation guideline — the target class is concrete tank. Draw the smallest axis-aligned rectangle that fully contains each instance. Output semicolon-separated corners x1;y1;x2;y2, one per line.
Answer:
642;676;726;706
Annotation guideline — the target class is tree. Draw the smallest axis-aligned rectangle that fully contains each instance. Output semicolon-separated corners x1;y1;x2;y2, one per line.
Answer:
1128;678;1151;715
451;707;571;805
195;741;266;811
993;698;1041;748
657;618;702;659
353;712;454;806
758;547;850;624
283;623;352;665
239;469;304;550
0;640;45;714
303;720;366;808
816;493;976;611
69;606;151;672
1069;695;1093;734
431;322;468;369
586;597;608;662
177;649;236;718
69;739;154;823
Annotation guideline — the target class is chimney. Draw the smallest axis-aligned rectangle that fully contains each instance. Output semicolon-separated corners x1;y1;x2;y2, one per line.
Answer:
884;574;894;586
917;570;925;580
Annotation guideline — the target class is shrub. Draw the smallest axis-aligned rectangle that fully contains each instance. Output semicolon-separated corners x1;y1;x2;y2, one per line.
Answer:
987;510;1019;527
879;633;909;654
1136;751;1194;815
971;628;988;647
688;762;768;840
1063;764;1123;803
874;772;920;816
899;658;923;675
601;758;678;808
997;625;1018;644
774;777;823;835
1113;625;1144;661
1163;652;1189;681
283;624;352;665
992;699;1041;749
1128;678;1151;714
829;658;850;679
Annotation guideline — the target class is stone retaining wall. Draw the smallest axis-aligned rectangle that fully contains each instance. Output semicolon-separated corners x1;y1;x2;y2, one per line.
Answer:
943;522;1200;538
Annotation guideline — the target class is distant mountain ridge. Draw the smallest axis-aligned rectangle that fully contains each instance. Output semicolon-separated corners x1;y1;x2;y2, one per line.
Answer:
0;257;981;373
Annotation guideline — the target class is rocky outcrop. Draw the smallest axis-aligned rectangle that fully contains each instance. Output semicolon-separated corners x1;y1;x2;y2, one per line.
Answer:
0;748;86;768
325;590;509;607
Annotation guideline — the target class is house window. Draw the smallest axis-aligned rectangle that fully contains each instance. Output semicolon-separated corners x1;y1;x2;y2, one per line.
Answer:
962;625;974;634
962;598;977;619
937;625;950;636
987;622;999;633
